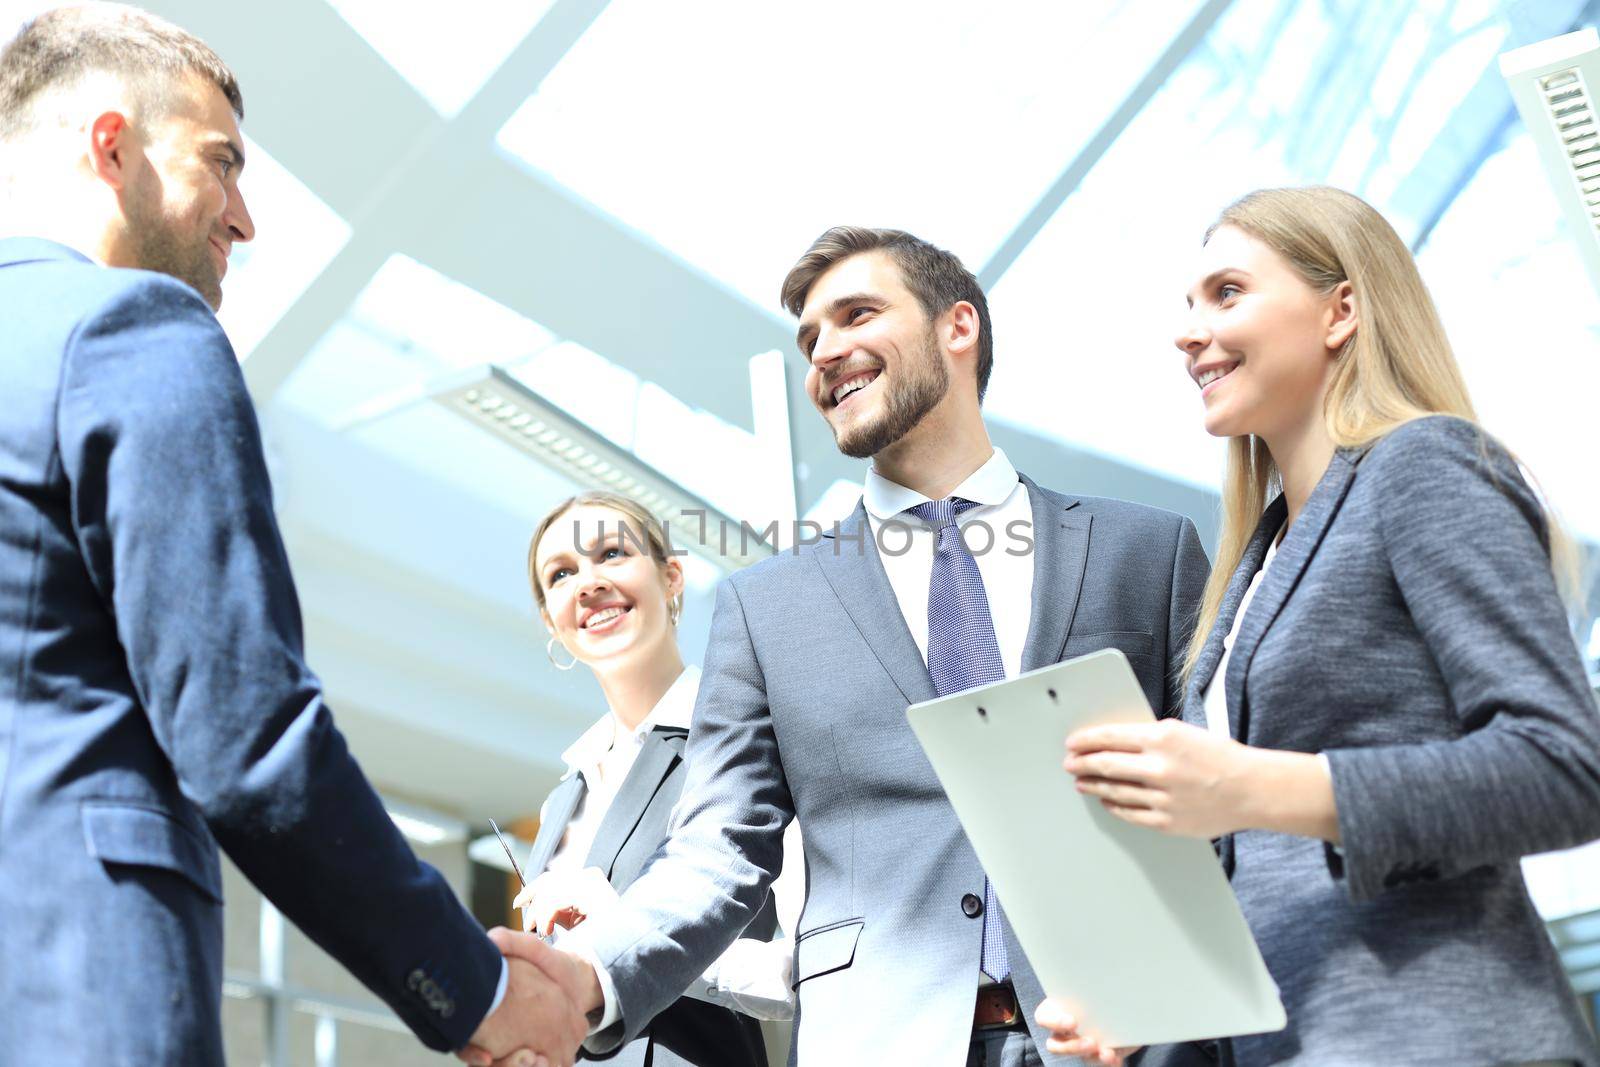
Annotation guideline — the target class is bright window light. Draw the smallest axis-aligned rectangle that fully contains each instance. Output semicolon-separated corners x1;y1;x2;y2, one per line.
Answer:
512;341;640;451
496;0;1205;307
1417;131;1600;542
431;367;775;572
355;255;559;370
325;0;558;116
983;0;1551;496
804;478;869;528
279;253;559;426
281;257;789;541
1524;840;1600;921
384;798;466;846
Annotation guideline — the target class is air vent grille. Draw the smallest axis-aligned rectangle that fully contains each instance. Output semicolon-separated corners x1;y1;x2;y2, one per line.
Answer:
1541;68;1600;229
1501;28;1600;296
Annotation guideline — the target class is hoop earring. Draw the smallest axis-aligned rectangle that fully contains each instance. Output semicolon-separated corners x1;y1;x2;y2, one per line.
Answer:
546;635;577;671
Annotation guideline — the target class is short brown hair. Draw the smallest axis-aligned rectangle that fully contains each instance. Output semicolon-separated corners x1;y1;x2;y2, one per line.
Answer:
780;226;995;402
526;491;678;615
0;4;243;141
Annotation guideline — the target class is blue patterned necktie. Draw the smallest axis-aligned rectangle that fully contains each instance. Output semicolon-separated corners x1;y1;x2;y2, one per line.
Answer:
907;496;1009;981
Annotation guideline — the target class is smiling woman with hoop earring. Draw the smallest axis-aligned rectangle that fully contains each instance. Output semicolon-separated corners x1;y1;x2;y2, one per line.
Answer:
513;490;803;1067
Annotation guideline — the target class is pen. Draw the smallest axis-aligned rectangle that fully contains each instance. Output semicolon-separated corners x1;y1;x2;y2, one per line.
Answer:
488;817;526;887
489;819;556;944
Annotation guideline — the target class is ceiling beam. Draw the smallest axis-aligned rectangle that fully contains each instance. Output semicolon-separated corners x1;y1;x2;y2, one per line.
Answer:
978;0;1236;290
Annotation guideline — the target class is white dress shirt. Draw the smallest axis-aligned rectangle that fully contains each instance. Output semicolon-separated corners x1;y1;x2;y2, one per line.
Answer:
550;666;803;1023
863;447;1034;680
543;666;703;878
1200;537;1279;736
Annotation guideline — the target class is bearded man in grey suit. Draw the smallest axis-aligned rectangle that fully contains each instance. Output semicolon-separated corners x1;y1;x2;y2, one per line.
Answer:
492;227;1211;1067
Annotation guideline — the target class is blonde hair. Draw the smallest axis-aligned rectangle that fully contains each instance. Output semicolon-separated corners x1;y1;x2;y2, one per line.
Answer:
1183;186;1578;682
527;491;680;619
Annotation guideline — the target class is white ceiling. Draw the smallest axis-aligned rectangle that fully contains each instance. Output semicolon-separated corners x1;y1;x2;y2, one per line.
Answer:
6;0;1595;822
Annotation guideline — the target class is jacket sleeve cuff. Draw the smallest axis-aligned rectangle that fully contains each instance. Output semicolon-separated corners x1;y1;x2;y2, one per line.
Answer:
1324;746;1460;902
557;930;625;1053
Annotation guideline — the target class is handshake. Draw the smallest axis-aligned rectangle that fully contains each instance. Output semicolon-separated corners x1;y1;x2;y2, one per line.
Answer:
456;929;602;1067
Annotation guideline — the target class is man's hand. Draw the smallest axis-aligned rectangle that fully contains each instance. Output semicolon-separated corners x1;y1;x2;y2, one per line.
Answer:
1035;998;1140;1065
513;866;619;935
456;933;588;1067
491;928;606;1021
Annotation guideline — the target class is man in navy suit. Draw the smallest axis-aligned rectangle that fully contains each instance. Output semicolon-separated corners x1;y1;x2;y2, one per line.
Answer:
0;6;582;1063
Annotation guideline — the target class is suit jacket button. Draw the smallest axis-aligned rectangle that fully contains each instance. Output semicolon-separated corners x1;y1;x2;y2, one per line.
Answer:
961;893;983;918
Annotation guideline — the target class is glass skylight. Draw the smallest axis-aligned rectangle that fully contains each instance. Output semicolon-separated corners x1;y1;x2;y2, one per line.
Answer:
325;0;559;116
497;0;1206;308
279;255;783;532
278;254;557;426
983;0;1549;496
1416;132;1600;542
1525;840;1600;921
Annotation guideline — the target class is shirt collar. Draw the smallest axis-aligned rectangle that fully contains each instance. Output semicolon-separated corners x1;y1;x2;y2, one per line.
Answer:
560;664;701;770
640;664;699;733
862;447;1019;521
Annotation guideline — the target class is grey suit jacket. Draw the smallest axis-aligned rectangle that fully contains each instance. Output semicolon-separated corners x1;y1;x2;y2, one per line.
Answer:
529;727;773;1067
1151;416;1600;1067
581;475;1209;1066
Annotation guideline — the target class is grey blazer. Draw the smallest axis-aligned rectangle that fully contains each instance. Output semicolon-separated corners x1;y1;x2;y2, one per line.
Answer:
1151;416;1600;1067
528;726;774;1067
581;475;1210;1066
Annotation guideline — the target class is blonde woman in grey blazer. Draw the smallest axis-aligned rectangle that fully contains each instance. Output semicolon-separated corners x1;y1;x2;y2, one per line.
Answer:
1049;187;1600;1067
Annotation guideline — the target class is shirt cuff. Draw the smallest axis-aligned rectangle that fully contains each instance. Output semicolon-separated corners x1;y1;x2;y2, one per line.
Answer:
485;957;510;1019
696;936;796;1021
558;932;623;1041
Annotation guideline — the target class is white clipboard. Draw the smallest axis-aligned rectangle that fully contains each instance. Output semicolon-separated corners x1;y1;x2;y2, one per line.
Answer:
906;649;1286;1048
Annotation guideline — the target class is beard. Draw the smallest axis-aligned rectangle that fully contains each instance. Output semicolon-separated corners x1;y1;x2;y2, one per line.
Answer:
832;329;950;459
123;180;223;310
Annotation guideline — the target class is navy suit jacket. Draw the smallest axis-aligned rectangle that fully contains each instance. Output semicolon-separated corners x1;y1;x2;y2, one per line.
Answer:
0;238;501;1063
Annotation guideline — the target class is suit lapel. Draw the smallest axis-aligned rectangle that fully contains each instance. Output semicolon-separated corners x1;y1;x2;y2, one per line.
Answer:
1182;494;1287;727
1224;450;1361;740
583;726;687;879
524;773;584;878
815;504;936;706
1018;475;1088;673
